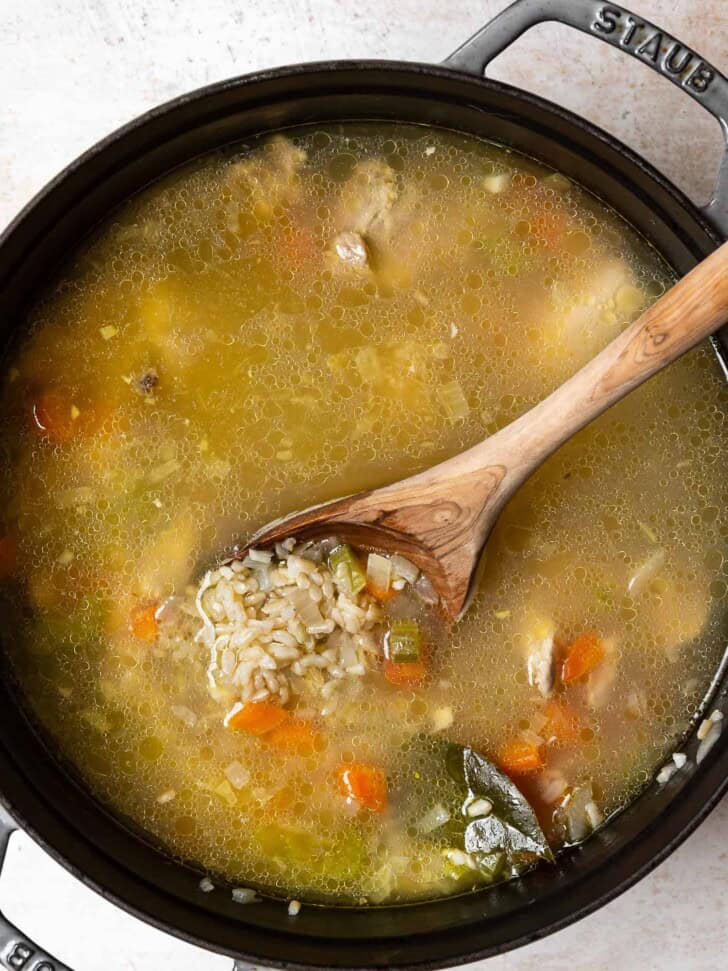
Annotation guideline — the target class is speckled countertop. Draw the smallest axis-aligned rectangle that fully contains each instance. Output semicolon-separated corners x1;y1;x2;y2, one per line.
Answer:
0;2;726;969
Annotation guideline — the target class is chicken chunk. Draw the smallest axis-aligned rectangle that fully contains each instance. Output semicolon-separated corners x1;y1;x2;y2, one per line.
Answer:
335;159;398;237
586;637;618;708
527;628;556;698
547;257;645;355
226;135;307;224
333;230;370;268
522;615;556;698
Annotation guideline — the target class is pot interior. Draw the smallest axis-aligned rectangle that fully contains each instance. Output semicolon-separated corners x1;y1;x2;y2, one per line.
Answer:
0;64;726;968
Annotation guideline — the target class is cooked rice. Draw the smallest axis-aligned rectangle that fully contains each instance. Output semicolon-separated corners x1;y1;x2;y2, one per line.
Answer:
194;541;418;718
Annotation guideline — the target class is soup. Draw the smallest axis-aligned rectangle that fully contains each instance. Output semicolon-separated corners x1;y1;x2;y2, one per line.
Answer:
0;124;726;907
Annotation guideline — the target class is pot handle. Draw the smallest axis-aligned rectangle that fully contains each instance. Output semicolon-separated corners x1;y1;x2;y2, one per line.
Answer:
445;0;728;237
0;808;256;971
0;808;74;971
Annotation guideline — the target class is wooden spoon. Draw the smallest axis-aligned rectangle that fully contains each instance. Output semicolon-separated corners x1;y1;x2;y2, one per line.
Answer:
238;242;728;621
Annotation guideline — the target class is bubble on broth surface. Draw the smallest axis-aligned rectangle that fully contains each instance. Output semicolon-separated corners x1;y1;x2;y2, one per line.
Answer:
0;123;726;904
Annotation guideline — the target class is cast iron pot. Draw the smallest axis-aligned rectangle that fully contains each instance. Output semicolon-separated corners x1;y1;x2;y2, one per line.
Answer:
1;1;727;969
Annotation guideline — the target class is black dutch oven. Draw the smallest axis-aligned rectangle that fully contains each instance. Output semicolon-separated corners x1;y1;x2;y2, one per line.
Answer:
1;1;727;968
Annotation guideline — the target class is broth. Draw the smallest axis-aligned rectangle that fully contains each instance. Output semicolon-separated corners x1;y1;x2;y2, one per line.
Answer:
0;123;726;905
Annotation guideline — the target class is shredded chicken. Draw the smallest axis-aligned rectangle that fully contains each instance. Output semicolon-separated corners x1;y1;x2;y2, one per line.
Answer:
226;135;307;222
336;159;398;236
586;637;618;708
526;625;556;698
333;230;369;267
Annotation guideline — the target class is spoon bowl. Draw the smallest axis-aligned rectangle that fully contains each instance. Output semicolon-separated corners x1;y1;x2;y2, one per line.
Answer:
236;242;728;620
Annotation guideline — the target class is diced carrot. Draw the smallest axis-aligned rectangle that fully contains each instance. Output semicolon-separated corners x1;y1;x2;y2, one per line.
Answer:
129;602;159;643
367;579;398;603
32;390;110;443
499;738;544;776
337;762;387;813
0;535;18;579
32;391;77;443
383;657;427;687
269;787;296;813
279;222;318;266
267;718;322;756
532;209;569;248
228;701;289;736
543;699;581;745
561;631;605;684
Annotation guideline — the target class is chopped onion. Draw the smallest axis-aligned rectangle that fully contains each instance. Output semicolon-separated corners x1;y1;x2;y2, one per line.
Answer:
585;800;603;829
637;520;658;544
171;704;197;728
231;887;258;904
697;711;723;764
417;803;451;834
355;345;380;382
248;548;273;564
366;553;392;595
225;760;250;789
560;783;594;842
482;172;511;194
286;587;325;630
541;172;571;192
288;899;302;916
413;573;438;605
214;779;237;807
199;877;214;893
148;458;180;483
628;548;666;597
295;540;323;563
443;848;477;871
391;554;418;584
656;762;678;784
431;706;454;732
437;380;469;420
538;769;568;805
466;798;492;818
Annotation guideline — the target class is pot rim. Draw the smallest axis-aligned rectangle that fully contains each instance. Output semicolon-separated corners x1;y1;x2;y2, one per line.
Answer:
0;58;726;971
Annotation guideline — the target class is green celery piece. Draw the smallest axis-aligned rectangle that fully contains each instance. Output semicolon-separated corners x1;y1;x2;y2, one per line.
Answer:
328;544;366;595
442;853;480;886
474;850;506;883
387;618;421;663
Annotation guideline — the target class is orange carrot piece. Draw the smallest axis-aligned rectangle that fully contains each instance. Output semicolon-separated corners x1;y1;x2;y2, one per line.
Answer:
561;631;605;684
32;391;109;443
269;787;298;814
32;391;77;443
383;657;427;687
0;535;18;579
543;699;581;745
337;762;387;813
228;701;289;736
499;738;544;776
279;224;317;266
367;579;398;603
129;602;159;643
267;718;322;756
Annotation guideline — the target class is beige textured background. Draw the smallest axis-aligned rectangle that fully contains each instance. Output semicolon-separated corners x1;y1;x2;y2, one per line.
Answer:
0;1;726;969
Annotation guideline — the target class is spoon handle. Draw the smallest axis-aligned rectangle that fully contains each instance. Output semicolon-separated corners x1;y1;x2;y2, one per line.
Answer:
458;240;728;491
